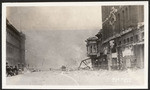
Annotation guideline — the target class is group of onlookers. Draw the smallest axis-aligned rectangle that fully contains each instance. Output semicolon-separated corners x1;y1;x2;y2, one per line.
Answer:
6;62;23;77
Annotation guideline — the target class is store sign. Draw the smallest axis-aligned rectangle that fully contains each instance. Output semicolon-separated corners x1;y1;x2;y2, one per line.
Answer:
112;53;117;58
122;48;133;57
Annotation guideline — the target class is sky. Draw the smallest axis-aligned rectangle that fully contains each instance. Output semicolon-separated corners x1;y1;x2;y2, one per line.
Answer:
6;6;102;69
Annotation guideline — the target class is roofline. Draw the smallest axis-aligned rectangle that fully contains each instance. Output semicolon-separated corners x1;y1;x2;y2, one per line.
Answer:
6;19;21;36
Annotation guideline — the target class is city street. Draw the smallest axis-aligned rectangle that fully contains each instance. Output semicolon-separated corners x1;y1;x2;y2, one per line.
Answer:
4;4;147;89
6;69;144;86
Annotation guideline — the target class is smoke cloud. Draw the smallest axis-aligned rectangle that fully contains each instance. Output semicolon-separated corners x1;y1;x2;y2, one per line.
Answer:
6;6;102;69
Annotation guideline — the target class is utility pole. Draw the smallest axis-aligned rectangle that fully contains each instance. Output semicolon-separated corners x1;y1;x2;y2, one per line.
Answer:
108;40;114;70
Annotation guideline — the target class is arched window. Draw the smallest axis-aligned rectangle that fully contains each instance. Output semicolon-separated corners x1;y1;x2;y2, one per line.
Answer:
93;45;96;52
90;45;92;53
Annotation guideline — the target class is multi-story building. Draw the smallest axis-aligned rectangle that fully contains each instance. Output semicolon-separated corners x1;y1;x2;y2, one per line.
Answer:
86;37;98;69
86;5;144;70
6;19;26;70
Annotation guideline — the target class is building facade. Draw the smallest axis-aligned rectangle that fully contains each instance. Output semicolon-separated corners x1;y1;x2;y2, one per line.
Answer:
6;19;26;70
86;37;98;69
86;5;144;70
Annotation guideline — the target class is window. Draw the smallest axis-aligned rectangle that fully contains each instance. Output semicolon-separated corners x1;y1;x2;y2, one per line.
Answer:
127;38;130;43
90;45;92;53
130;36;133;42
128;6;131;20
126;7;128;20
141;32;144;40
135;35;139;42
124;39;126;44
122;10;125;30
118;41;121;45
93;45;97;52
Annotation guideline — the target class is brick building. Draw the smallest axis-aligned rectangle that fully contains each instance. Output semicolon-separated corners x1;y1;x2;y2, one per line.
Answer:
6;19;26;70
86;5;144;70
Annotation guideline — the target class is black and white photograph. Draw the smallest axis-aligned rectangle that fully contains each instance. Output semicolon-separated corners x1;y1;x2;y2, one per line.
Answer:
2;1;148;89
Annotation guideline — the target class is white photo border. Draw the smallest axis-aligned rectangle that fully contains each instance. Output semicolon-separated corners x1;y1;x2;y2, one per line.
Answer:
2;1;149;89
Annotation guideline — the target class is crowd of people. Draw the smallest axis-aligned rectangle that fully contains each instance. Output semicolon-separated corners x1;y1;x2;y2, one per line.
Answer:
6;62;23;77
